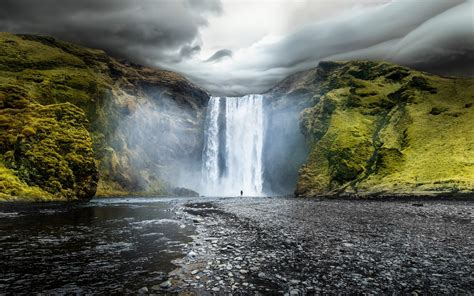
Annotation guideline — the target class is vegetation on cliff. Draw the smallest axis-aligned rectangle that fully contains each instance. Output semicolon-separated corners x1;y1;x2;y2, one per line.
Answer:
1;31;472;200
292;61;474;197
0;32;208;200
0;85;97;200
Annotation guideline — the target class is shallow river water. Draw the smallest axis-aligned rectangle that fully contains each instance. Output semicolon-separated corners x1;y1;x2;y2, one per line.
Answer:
0;197;196;293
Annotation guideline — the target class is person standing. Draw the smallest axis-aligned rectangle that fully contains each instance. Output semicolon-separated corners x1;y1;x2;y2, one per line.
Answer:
240;190;243;196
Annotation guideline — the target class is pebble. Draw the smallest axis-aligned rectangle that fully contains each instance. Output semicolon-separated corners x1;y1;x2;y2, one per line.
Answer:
176;197;473;295
159;280;172;289
137;287;148;294
289;289;300;296
151;285;162;291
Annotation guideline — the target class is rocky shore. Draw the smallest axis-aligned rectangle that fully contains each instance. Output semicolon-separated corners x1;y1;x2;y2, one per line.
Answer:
160;196;473;295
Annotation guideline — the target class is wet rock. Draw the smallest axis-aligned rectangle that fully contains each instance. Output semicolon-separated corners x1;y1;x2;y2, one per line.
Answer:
172;187;199;197
137;287;148;294
175;197;473;295
159;280;172;289
151;285;162;291
289;289;301;296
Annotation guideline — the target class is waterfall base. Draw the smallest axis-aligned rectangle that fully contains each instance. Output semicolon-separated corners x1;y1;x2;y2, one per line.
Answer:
201;95;264;196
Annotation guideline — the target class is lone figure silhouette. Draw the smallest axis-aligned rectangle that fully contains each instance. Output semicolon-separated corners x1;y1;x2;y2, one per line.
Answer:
240;190;243;196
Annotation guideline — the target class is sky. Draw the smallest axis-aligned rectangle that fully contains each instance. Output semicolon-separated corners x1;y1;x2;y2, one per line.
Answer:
0;0;473;95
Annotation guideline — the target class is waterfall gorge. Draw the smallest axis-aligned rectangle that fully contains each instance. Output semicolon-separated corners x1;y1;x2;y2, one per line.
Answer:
201;95;264;196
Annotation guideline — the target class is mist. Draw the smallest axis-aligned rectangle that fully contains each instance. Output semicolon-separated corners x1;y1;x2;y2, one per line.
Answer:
111;91;205;194
262;97;309;195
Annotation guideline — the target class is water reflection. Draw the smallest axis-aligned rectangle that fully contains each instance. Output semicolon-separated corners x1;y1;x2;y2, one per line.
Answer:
0;198;194;293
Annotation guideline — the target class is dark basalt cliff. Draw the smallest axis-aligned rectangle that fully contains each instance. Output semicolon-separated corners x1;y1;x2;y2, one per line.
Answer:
0;32;209;201
270;61;474;197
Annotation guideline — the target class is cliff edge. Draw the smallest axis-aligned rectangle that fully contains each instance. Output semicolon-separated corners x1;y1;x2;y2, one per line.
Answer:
0;32;209;200
286;61;474;197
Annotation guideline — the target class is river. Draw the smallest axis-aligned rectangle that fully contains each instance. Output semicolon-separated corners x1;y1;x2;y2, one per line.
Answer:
0;197;197;293
1;196;472;294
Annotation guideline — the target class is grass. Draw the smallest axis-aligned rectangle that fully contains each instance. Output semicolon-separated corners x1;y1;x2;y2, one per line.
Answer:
296;61;474;197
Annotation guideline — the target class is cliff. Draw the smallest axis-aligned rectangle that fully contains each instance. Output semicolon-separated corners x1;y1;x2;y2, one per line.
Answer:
276;61;474;197
1;32;472;201
0;32;208;201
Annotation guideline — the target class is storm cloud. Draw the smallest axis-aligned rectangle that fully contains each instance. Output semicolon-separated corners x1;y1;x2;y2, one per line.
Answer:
0;0;472;95
0;0;222;65
187;0;473;95
205;49;233;63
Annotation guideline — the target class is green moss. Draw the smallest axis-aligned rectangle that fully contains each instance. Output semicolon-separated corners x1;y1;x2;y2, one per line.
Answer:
0;87;98;201
296;60;474;197
0;33;113;200
0;32;210;200
0;163;54;201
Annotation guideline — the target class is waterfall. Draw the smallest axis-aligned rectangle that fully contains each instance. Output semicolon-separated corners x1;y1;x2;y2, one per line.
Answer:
201;96;221;191
201;95;264;196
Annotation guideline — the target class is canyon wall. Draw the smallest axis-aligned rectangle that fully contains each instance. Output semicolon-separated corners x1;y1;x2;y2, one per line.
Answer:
280;61;474;197
0;33;208;200
1;33;472;201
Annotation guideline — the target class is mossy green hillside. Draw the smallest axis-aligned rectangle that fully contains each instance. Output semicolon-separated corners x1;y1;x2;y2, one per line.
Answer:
295;61;474;197
0;32;208;200
0;85;98;200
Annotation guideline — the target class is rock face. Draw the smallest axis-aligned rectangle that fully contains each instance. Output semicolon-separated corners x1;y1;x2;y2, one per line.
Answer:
0;32;208;200
262;64;332;194
278;61;474;197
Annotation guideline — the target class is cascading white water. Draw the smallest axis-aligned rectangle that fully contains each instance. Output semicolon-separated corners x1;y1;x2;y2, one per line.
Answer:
201;95;264;196
201;96;221;193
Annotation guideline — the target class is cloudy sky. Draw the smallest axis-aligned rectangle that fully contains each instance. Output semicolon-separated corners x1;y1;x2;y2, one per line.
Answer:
1;0;473;95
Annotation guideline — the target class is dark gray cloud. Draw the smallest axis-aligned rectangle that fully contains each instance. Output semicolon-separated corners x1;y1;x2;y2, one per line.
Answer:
0;0;221;64
258;0;473;76
0;0;472;96
179;45;201;61
205;49;233;63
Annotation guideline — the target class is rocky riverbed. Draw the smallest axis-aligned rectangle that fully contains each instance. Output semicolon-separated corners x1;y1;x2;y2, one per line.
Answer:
166;196;473;295
0;196;472;294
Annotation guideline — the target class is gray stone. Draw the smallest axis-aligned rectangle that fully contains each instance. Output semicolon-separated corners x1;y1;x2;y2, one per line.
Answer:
137;287;148;294
159;280;172;289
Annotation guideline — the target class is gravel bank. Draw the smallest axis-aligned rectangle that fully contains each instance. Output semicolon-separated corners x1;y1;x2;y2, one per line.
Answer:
167;197;473;295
